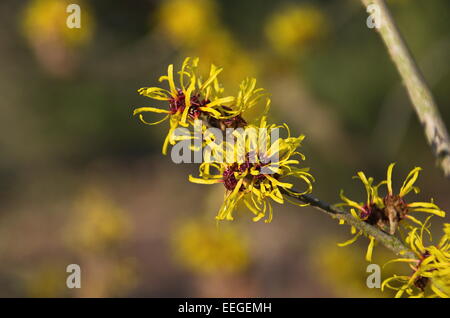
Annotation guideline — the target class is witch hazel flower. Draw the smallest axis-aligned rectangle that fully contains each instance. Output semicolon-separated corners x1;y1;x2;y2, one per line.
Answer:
337;163;446;261
133;57;269;155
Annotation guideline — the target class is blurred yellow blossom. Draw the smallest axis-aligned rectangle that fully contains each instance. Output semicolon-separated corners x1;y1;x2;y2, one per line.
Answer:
22;0;93;47
23;263;68;297
156;0;257;89
265;4;328;56
172;219;249;275
77;257;137;297
157;0;217;48
64;187;131;253
21;0;94;76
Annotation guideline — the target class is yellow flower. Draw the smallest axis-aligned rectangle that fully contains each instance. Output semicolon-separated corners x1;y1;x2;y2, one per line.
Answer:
339;172;385;221
156;0;257;87
134;57;269;154
23;263;69;297
172;219;249;275
337;171;385;261
382;219;450;298
22;0;93;48
134;57;233;154
337;163;446;261
190;33;257;90
384;163;446;231
340;163;446;230
189;116;313;223
21;0;94;77
64;187;131;252
157;0;217;47
265;4;327;56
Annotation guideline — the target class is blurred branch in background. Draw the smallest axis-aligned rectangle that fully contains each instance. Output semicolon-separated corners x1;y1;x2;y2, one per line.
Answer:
361;0;450;177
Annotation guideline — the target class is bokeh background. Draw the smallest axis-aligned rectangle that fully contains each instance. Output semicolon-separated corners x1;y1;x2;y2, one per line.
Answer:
0;0;449;297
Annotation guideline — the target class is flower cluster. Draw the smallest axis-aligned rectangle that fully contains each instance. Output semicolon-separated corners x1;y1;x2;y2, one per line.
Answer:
134;57;449;298
134;57;268;154
134;57;313;222
337;163;446;261
382;219;450;298
189;116;313;222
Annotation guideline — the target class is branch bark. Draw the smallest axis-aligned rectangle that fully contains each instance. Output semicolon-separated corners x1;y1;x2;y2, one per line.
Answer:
282;190;417;260
361;0;450;177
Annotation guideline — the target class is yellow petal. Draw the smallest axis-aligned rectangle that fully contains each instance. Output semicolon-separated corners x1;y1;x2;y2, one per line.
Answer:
265;175;293;189
167;64;176;94
188;175;222;184
137;113;169;126
410;208;445;217
201;64;223;90
206;96;235;108
387;162;395;195
399;166;422;197
181;75;196;124
244;198;261;216
133;107;170;115
337;232;362;247
198;106;221;117
138;87;171;100
366;236;376;262
408;202;440;209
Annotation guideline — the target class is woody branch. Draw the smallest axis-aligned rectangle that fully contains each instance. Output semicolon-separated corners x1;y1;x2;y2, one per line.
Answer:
282;190;417;260
361;0;450;177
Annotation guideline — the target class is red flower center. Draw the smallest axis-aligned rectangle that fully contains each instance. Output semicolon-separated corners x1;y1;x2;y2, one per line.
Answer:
168;89;210;119
222;160;276;191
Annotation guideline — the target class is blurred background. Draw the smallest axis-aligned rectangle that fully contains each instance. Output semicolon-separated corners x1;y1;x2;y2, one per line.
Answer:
0;0;449;297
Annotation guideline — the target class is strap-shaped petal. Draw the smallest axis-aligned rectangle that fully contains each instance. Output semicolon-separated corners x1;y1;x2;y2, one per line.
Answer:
138;87;171;100
399;166;422;197
386;162;396;195
205;96;235;108
133;107;170;115
188;175;222;184
337;231;362;247
137;113;169;126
